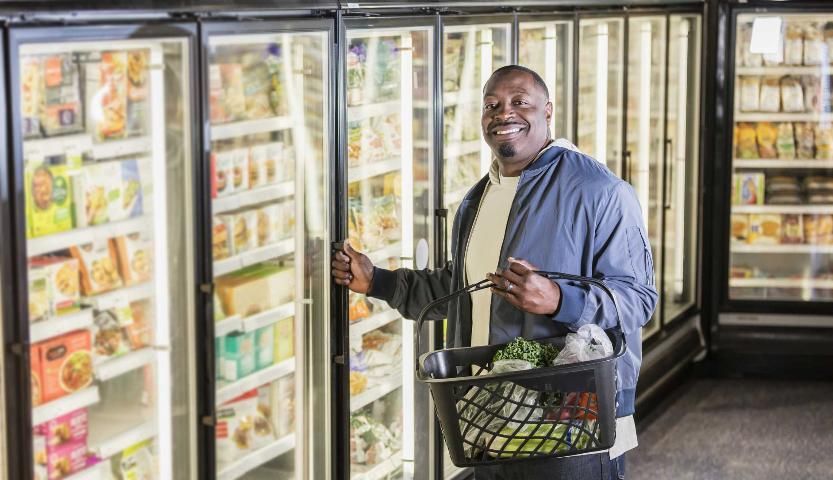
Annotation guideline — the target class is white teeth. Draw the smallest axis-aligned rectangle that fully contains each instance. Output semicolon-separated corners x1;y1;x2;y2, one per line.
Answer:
496;128;521;135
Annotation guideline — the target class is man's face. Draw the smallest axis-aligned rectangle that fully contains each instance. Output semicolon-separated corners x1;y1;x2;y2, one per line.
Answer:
481;70;552;165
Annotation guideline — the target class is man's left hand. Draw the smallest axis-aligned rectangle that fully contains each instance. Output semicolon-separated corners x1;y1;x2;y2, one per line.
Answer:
488;258;561;316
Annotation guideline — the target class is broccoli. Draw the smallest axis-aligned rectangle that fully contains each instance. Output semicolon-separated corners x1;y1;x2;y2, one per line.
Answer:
492;337;559;368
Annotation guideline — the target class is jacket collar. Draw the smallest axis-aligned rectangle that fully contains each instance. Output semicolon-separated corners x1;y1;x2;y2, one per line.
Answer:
487;138;572;184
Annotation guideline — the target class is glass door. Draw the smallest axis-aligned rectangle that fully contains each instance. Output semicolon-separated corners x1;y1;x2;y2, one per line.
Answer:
577;17;625;176
664;14;701;322
10;25;198;480
626;16;667;338
204;24;331;480
730;13;833;302
518;18;574;141
344;21;434;479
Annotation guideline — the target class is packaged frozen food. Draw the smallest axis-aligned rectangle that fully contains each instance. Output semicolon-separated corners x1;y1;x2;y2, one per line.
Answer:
766;175;800;193
795;122;815;159
349;296;371;322
40;54;84;137
213;150;235;197
70;239;123;296
248;144;267;189
804;176;833;191
782;214;804;244
219;64;246;122
776;122;796;159
72;161;123;227
241;57;274;119
29;256;81;316
255;326;274;371
29;266;49;322
737;23;763;67
112;232;152;286
808;191;833;204
208;64;229;124
281;145;296;180
272;376;295;437
348;122;362;167
34;430;47;479
46;439;88;479
804;23;825;65
32;345;43;407
35;408;88;449
264;46;288;117
37;330;93;403
780;77;805;113
213;216;231;260
739;76;761;112
215;263;295;317
759;78;781;113
785;24;804;65
264;142;282;184
756;122;778;158
804;214;833;244
126;49;149;137
279;200;295;241
731;214;750;243
350;413;399;467
88;51;128;141
748;214;782;245
346;40;367;106
802;76;822;113
735;123;758;159
256;205;280;247
25;164;75;238
229;210;258;254
91;303;132;360
124;300;152;350
21;56;43;138
221;332;256;381
231;148;249;193
121;159;144;219
116;439;155;480
217;390;274;462
379;115;402;156
766;192;802;205
816;124;833;159
274;316;294;363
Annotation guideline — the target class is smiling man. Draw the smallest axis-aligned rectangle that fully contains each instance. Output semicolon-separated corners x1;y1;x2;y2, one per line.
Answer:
332;65;657;479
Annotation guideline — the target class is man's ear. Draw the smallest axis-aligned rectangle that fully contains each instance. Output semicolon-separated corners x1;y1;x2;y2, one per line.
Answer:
546;101;553;122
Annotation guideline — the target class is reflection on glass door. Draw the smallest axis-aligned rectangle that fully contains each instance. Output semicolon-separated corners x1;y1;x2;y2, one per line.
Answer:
16;31;196;479
664;14;701;322
345;24;433;479
519;19;574;141
206;28;330;480
626;16;667;338
578;18;624;175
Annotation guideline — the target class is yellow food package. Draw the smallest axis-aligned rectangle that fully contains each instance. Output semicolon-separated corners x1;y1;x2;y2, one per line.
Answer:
749;214;781;245
25;164;74;238
70;239;123;296
215;264;294;317
113;232;152;285
273;316;294;363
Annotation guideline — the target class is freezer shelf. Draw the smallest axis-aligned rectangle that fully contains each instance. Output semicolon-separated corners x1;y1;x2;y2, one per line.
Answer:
32;386;100;426
27;216;150;257
347;100;401;122
349;158;401;184
211;115;293;141
30;308;94;343
85;282;154;311
353;451;403;480
217;433;295;480
445;140;482;159
88;415;157;459
733;244;833;254
351;374;403;413
215;302;295;338
350;309;401;338
216;358;296;406
63;462;110;480
94;347;155;382
734;112;832;122
735;66;830;76
23;134;150;162
733;205;833;214
730;278;833;289
213;181;295;214
214;239;294;277
733;159;833;169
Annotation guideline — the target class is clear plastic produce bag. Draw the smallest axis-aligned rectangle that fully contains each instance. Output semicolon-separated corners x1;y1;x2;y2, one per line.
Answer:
553;325;614;366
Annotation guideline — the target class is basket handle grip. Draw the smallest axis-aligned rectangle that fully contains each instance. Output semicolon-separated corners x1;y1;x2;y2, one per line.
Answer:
414;270;624;369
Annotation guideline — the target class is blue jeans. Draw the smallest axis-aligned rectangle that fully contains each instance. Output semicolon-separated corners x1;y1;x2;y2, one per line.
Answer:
474;453;625;480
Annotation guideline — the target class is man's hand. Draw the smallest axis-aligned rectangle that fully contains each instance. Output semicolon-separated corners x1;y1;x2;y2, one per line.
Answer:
488;258;561;315
331;241;375;294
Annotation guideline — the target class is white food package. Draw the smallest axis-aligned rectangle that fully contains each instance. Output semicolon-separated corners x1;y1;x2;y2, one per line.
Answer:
553;325;614;365
740;76;761;112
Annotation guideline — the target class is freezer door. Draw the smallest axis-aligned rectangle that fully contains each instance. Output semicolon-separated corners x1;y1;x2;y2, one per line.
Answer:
729;13;833;303
0;28;8;480
519;19;575;142
344;22;435;479
577;17;625;176
11;25;199;480
204;24;332;480
626;16;667;339
664;14;701;323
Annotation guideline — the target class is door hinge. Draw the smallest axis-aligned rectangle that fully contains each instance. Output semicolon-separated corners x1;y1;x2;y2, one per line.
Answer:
334;355;346;365
201;415;215;427
200;282;214;295
10;343;24;356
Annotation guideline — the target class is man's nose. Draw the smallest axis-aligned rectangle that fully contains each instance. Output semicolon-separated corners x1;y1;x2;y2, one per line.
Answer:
492;103;515;121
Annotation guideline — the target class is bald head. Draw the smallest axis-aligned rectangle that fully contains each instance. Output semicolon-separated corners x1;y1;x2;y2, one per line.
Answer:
485;65;550;99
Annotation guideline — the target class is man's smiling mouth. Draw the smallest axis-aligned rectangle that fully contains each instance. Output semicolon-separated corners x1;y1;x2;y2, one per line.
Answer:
491;125;526;136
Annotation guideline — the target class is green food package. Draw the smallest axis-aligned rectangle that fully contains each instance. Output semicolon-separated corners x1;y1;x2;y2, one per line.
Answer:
25;164;74;238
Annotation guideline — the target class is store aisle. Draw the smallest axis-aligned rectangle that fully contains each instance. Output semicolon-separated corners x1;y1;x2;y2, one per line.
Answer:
629;378;833;480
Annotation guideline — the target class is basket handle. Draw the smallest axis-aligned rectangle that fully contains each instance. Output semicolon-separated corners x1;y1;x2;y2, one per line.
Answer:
414;270;625;370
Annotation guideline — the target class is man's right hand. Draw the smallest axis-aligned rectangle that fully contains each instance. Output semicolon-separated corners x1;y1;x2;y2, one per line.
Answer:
331;241;375;294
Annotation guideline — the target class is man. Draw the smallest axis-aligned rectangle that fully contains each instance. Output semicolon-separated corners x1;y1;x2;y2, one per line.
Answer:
332;65;657;479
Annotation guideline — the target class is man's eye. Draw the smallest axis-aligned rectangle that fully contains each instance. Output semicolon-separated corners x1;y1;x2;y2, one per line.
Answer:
484;104;495;110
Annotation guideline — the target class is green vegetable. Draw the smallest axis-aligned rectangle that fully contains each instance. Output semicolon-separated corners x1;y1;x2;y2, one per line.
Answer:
493;337;559;368
490;422;592;457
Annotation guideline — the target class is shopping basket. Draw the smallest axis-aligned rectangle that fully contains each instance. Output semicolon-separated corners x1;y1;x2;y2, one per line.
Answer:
415;271;626;468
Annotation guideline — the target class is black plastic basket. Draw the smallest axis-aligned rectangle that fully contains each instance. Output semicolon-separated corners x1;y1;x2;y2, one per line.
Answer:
415;271;626;468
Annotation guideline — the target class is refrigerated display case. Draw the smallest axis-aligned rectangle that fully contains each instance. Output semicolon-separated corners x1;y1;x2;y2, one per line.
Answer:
344;20;434;479
9;24;199;480
728;13;833;304
519;18;574;141
203;22;331;480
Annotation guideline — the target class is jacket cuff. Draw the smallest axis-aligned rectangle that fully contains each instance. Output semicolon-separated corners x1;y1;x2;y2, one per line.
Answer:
367;267;397;302
552;280;586;324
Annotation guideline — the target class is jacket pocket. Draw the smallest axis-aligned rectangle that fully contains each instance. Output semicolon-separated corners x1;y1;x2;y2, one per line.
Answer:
625;226;654;286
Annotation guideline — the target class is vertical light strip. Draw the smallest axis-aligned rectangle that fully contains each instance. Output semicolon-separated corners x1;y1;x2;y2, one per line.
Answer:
545;25;557;136
638;21;652;224
400;30;416;467
595;23;609;164
674;19;690;296
479;27;494;175
149;41;172;479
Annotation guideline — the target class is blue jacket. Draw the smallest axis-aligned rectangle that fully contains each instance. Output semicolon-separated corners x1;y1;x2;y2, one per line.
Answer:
368;144;658;417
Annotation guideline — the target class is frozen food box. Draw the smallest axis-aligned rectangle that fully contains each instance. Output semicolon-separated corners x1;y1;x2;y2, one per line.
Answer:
46;439;88;479
37;330;92;403
34;408;88;449
731;214;750;243
219;64;246;122
226;211;257;255
72;161;123;227
209;64;228;124
272;376;295;437
733;173;765;205
125;300;152;350
29;266;50;322
279;201;296;240
212;216;231;261
25;164;75;238
264;142;283;183
114;439;155;480
231;148;250;192
215;264;295;318
256;205;280;247
70;239;123;296
91;304;132;361
87;51;128;141
34;430;47;473
40;54;84;137
21;56;43;139
804;214;833;244
274;317;294;363
748;214;782;245
31;344;43;407
255;326;274;371
126;50;150;137
241;58;274;119
216;390;273;463
213;150;235;198
248;144;269;189
29;256;81;316
113;232;152;285
782;214;804;244
121;159;144;219
222;331;256;381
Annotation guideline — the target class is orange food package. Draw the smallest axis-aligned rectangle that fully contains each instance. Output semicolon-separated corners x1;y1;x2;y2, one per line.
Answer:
38;331;93;403
31;344;43;407
112;232;152;286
